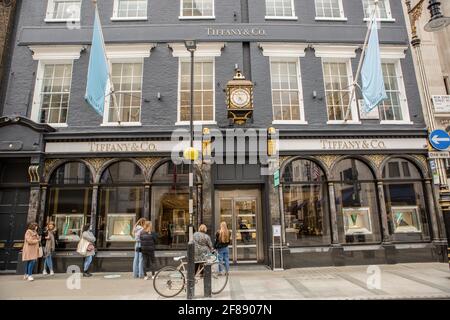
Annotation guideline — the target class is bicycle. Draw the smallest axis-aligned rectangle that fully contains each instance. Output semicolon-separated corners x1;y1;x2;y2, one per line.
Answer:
153;252;229;298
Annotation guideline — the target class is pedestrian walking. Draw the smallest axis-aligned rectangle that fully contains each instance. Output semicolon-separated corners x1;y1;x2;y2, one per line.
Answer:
193;224;214;275
42;221;57;275
140;221;157;280
22;222;41;281
214;221;231;273
132;218;146;279
77;224;96;277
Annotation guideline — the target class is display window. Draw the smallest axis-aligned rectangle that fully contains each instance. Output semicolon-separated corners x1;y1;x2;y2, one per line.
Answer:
46;162;93;249
98;161;144;249
281;158;331;246
382;158;430;242
334;158;382;244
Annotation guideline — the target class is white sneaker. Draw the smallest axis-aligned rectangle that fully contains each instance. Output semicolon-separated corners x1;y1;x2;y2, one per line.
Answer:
27;276;34;281
50;270;54;276
43;270;48;275
144;276;149;280
152;276;155;280
23;275;28;280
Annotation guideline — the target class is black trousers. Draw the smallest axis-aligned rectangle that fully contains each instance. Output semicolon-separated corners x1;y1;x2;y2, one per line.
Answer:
142;251;156;276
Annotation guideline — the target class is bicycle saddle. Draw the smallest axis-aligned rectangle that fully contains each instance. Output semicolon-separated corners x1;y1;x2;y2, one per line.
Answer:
173;256;186;261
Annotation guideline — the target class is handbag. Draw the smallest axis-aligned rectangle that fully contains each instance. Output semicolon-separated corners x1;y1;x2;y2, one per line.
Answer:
87;243;95;252
38;246;43;258
76;238;90;256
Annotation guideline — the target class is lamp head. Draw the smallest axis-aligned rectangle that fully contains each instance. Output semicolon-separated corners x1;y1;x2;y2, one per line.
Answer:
184;40;197;52
424;0;450;32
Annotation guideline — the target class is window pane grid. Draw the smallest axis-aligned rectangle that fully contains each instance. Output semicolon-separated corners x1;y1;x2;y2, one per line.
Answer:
182;0;214;17
116;0;147;18
271;61;301;121
379;63;403;121
323;62;351;121
39;64;72;124
180;61;214;122
266;0;294;17
315;0;342;18
363;0;389;19
50;0;81;20
109;63;143;123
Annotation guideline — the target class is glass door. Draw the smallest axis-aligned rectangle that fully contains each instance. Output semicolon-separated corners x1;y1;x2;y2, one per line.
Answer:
217;190;261;263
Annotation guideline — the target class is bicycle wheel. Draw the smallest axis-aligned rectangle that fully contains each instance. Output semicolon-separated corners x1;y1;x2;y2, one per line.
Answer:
153;266;185;298
210;262;229;294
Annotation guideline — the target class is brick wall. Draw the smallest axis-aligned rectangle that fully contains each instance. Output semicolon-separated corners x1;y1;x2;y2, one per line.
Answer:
0;0;16;90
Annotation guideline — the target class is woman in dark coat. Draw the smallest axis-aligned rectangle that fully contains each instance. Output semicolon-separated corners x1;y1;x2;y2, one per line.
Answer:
140;221;157;280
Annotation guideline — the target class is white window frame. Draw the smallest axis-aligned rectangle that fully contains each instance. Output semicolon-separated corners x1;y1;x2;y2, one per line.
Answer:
265;0;298;20
362;0;395;22
378;46;411;125
111;0;148;21
169;42;225;126
314;0;347;21
260;43;308;124
179;0;215;20
101;44;154;127
29;46;83;127
45;0;82;23
314;45;360;124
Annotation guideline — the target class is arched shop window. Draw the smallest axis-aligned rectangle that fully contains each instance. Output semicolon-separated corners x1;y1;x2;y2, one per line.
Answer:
382;158;430;242
46;162;93;249
334;158;381;244
98;161;144;249
151;160;201;249
281;158;331;246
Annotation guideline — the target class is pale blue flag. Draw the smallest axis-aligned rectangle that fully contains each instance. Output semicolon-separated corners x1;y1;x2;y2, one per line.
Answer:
361;18;388;112
85;8;109;116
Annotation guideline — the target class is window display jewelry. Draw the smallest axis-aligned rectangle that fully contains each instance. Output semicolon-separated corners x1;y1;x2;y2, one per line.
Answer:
54;214;84;242
392;206;422;233
343;207;373;235
106;214;136;241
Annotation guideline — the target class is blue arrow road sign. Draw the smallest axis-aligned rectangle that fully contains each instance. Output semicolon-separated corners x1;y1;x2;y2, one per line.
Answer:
429;129;450;150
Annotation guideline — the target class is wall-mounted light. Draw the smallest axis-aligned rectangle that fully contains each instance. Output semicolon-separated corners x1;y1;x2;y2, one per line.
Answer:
312;91;317;99
157;92;161;100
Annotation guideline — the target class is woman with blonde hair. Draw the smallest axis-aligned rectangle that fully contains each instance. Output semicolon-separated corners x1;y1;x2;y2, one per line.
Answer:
140;221;157;280
132;218;146;278
214;222;231;273
42;221;57;275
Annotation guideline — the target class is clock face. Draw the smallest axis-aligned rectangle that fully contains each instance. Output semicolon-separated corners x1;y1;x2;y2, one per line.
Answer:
231;89;251;108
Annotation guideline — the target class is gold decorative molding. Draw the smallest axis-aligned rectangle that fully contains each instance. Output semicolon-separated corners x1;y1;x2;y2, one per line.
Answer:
412;154;428;170
135;157;163;172
315;155;340;169
44;159;60;178
84;158;112;175
366;154;387;169
28;165;40;183
279;156;290;167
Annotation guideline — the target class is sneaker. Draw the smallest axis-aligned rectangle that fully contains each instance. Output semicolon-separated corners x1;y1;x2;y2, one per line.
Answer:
50;270;54;276
23;275;28;280
27;276;34;281
152;276;155;280
83;272;92;277
144;276;149;280
43;270;48;275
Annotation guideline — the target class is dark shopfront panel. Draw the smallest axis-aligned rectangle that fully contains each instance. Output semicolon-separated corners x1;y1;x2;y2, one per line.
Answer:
0;159;30;271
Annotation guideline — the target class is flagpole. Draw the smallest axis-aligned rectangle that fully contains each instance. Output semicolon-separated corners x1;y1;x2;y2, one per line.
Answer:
344;0;379;122
91;0;121;124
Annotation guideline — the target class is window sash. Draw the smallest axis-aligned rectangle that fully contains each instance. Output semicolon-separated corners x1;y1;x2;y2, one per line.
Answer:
315;0;344;19
362;0;391;20
179;60;214;122
265;0;295;17
108;62;143;123
39;63;73;124
379;62;403;121
47;0;82;20
323;61;353;121
114;0;147;18
270;60;302;121
181;0;214;17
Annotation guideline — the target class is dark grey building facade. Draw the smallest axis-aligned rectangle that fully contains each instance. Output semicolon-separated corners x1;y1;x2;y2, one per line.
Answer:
0;0;448;272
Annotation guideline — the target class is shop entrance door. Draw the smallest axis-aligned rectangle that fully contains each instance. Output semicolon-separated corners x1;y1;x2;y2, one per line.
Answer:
216;189;262;263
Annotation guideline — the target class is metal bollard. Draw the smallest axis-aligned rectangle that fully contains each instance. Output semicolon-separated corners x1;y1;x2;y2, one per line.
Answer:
204;263;212;298
187;241;195;299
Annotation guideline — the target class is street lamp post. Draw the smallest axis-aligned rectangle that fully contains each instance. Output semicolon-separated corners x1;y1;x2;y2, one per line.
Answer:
184;39;197;300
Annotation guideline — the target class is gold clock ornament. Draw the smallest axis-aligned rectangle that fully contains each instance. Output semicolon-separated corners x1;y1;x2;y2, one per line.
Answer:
226;68;254;125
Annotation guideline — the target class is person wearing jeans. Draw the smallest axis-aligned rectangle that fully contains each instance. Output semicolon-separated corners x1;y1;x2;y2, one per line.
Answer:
214;222;231;273
22;222;40;281
42;221;57;275
132;218;146;278
80;224;96;277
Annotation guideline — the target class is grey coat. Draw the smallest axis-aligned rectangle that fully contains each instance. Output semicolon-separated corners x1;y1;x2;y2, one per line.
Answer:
82;231;96;257
193;232;213;262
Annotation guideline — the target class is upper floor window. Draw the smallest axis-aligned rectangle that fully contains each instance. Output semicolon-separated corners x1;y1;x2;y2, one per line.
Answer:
180;0;215;19
362;0;393;21
46;0;81;22
379;62;409;123
30;46;83;126
112;0;147;20
315;0;346;20
265;0;297;19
